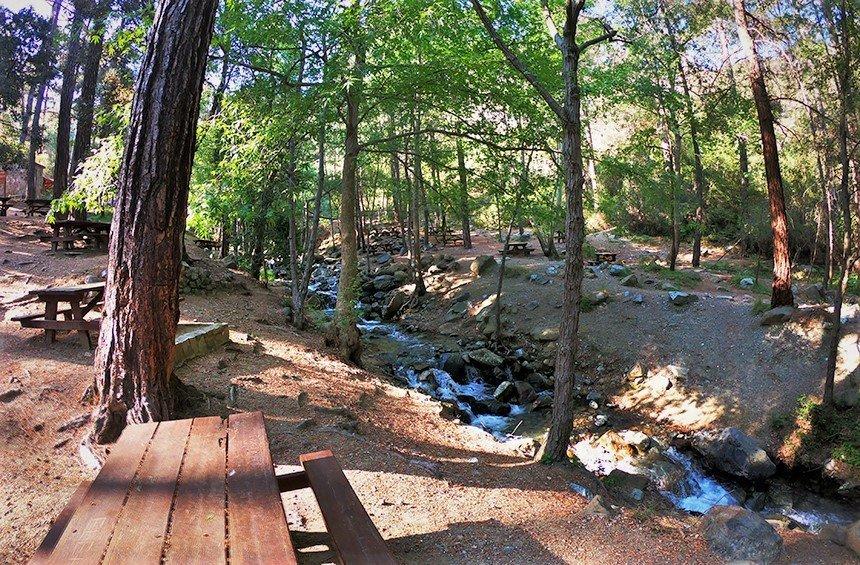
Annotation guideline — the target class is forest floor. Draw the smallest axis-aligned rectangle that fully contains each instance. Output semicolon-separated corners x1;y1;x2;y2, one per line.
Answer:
0;215;857;564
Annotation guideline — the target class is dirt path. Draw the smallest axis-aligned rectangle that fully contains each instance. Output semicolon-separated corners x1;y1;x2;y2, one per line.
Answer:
0;217;855;564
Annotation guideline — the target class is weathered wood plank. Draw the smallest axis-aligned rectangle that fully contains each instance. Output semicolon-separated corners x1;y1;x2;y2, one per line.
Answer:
43;422;158;565
29;481;91;565
227;411;297;564
164;416;227;565
101;419;193;564
300;450;397;565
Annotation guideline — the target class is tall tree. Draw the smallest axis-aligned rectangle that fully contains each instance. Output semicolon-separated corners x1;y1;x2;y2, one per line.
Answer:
53;0;88;198
471;0;614;462
733;0;793;307
92;0;219;443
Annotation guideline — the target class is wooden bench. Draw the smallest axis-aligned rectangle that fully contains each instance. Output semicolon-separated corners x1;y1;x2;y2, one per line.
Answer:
499;241;534;256
13;282;104;347
23;198;52;216
195;238;219;250
31;411;396;565
595;251;617;263
50;219;111;252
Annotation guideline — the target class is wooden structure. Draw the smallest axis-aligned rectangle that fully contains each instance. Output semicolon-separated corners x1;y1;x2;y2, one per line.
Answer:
12;282;104;347
23;198;52;216
194;238;219;250
50;219;111;252
595;251;617;263
31;411;396;565
0;196;12;216
499;241;534;256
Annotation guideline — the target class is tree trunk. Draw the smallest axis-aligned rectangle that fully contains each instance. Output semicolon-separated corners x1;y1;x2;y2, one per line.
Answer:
26;1;62;200
737;134;750;248
733;0;793;307
249;171;276;280
410;110;426;295
70;6;108;180
456;136;472;248
92;0;218;444
328;19;363;363
53;2;87;198
209;41;231;118
19;85;35;144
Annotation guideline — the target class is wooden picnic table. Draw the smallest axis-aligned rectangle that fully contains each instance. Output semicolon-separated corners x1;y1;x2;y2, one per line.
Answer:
499;241;534;256
32;411;396;565
0;196;13;216
50;219;111;252
195;238;219;250
12;282;104;347
24;198;52;216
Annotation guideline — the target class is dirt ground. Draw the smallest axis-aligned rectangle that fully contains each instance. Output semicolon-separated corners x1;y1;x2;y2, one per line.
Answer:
0;216;856;564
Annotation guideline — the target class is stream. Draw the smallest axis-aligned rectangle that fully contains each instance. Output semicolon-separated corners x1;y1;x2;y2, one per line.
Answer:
307;266;858;533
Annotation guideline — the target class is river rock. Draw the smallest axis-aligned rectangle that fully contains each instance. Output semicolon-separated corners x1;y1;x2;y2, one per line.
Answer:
846;520;860;557
439;400;471;423
797;283;826;304
441;353;467;383
532;391;553;410
513;381;536;404
701;505;782;563
468;348;504;367
760;306;794;326
445;301;468;323
603;469;648;502
382;289;409;320
620;274;639;287
494;381;516;402
470;255;497;276
373;274;398;291
376;252;392;264
668;291;698;306
469;398;512;416
692;427;776;480
531;326;560;342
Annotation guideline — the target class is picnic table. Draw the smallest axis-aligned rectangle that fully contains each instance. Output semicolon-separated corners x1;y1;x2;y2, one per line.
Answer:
0;196;13;216
24;198;52;216
195;238;219;250
12;282;104;347
595;250;617;263
32;411;396;565
499;241;534;256
50;219;111;252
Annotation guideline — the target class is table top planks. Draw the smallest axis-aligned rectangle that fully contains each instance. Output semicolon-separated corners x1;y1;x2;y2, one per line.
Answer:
34;412;296;565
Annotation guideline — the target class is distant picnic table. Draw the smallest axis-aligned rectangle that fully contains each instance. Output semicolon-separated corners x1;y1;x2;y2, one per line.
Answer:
50;219;111;252
431;227;463;246
23;198;52;216
499;241;534;256
12;281;104;347
32;411;396;565
195;237;219;249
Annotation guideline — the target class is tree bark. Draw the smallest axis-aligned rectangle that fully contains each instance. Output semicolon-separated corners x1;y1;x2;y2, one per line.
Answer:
92;0;218;444
733;0;793;307
410;110;426;295
53;2;87;198
19;85;35;144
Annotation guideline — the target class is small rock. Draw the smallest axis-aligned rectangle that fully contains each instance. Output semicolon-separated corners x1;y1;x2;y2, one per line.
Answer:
760;306;794;326
608;264;627;276
0;387;23;402
620;274;639;287
531;326;560;342
467;348;504;367
739;277;755;289
57;413;91;432
494;381;516;402
668;291;698;306
692;427;776;480
594;414;609;427
578;494;614;517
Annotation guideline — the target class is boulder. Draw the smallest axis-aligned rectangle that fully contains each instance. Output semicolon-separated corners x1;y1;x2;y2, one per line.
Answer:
439;401;471;423
393;270;408;283
382;289;409;320
513;381;536;404
692;427;776;480
531;326;560;342
373;274;398;291
701;505;782;563
846;520;860;558
441;353;467;383
609;264;628;276
221;255;239;269
620;274;639;287
818;523;847;546
468;348;504;367
603;469;648;502
760;306;794;326
444;301;468;323
470;255;497;277
668;291;698;306
468;398;512;416
797;283;826;304
494;381;516;402
376;252;392;264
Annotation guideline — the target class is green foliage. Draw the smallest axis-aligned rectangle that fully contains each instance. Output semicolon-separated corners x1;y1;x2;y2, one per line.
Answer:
751;298;770;316
639;259;701;288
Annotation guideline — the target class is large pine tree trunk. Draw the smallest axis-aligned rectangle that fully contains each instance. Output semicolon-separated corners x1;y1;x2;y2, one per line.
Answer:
92;0;218;444
733;0;793;307
53;2;87;198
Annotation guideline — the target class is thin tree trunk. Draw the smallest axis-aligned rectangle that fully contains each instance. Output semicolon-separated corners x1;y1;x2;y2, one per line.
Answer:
456;135;472;248
70;5;108;180
26;1;61;200
209;41;231;118
737;134;750;249
410;110;426;295
53;2;87;198
92;0;218;444
250;171;276;280
734;0;793;307
19;85;35;144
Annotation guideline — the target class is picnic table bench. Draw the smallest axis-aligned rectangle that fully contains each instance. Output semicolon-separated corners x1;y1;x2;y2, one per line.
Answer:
595;250;617;263
50;219;111;252
31;411;396;565
12;282;104;347
0;196;13;216
23;198;52;216
195;238;219;250
499;241;534;256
